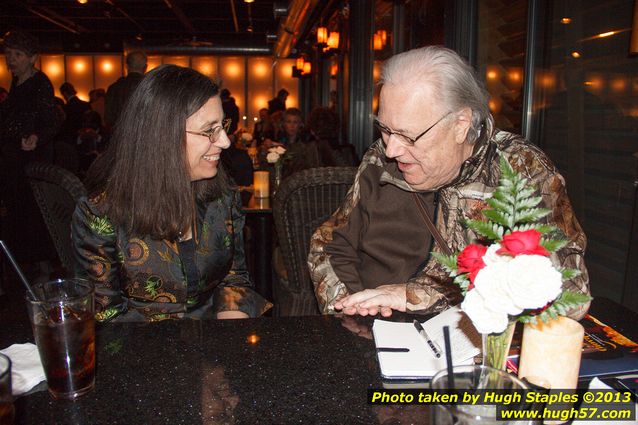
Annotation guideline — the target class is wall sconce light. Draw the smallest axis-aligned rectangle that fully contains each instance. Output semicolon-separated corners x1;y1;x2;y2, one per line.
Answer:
373;33;383;50
373;30;388;51
378;30;387;45
293;57;312;78
327;32;340;50
317;26;329;45
330;63;338;78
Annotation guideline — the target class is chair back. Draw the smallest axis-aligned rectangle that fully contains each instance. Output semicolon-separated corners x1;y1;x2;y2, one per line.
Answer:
25;162;87;273
273;166;357;316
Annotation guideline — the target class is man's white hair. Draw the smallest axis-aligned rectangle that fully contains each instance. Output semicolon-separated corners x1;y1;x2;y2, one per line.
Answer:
380;46;494;144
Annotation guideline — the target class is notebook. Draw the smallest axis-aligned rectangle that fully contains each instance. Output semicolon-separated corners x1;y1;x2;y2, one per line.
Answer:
372;306;481;379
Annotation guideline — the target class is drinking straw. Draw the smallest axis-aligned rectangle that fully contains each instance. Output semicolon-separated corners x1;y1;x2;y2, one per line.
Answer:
0;240;49;318
443;325;455;391
0;240;40;300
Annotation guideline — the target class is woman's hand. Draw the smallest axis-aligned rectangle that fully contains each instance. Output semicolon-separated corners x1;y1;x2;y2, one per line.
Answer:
333;284;407;317
217;310;249;319
21;134;38;151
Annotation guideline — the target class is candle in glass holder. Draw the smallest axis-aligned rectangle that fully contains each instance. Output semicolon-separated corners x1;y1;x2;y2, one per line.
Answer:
518;316;584;389
254;171;269;198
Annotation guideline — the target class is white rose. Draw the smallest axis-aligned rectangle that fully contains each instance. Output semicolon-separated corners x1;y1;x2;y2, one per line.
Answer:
473;262;522;316
266;152;279;163
241;133;253;142
505;255;562;310
482;243;511;266
274;146;286;155
461;289;509;334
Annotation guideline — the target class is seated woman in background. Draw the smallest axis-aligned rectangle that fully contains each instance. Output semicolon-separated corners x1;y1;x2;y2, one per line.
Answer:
265;108;323;178
71;65;271;322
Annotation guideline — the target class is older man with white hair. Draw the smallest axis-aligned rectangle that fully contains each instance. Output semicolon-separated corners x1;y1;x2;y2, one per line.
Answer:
308;46;590;318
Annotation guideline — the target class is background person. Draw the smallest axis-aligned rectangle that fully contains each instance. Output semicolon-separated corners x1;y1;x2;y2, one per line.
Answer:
0;30;61;280
72;65;271;322
59;81;91;145
308;46;589;319
104;50;147;130
267;88;288;115
220;88;240;135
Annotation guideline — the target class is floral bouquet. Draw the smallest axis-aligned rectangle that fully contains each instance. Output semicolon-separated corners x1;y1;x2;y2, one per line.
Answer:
266;146;286;164
433;157;591;367
266;146;288;186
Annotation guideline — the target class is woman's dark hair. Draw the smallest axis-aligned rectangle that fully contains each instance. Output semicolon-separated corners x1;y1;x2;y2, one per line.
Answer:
85;64;229;240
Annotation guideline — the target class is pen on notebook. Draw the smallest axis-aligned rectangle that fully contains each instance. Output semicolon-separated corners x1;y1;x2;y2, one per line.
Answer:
413;320;442;358
376;347;410;353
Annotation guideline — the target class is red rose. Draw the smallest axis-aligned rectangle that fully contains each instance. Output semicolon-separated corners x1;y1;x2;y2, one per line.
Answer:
457;244;487;283
497;229;550;257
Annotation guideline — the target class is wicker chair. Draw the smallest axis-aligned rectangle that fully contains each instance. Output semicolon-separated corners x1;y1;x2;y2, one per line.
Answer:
273;166;357;316
25;162;87;274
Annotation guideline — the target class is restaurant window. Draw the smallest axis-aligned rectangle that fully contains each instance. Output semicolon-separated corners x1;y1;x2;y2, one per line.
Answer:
531;0;638;304
476;0;529;135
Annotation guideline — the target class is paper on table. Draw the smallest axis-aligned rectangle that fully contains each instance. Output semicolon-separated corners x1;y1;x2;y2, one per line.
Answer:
577;378;638;425
0;343;46;396
372;306;481;379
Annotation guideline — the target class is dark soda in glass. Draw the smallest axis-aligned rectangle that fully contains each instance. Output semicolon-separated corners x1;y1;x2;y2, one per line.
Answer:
27;279;95;400
33;306;95;400
0;402;14;425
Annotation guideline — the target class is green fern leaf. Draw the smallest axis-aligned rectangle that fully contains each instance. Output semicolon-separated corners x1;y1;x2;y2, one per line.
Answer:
466;219;504;240
431;252;458;274
515;208;551;223
515;196;543;209
558;267;582;281
540;238;568;253
515;186;536;200
531;224;557;234
499;156;516;177
485;197;510;212
482;210;511;227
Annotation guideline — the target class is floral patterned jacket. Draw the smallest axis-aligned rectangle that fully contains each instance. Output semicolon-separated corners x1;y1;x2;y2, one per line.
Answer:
308;130;590;318
72;190;271;321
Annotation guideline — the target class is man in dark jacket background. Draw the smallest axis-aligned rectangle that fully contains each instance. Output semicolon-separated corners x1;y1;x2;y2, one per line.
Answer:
59;82;91;144
104;50;147;130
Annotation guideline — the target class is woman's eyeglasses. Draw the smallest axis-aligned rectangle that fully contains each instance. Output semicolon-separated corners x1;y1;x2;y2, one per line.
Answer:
186;118;232;143
373;111;452;147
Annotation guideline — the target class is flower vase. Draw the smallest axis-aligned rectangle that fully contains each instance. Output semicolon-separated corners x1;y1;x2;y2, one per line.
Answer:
482;320;516;371
273;163;282;194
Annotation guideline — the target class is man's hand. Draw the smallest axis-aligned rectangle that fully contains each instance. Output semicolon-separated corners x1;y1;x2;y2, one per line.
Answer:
338;315;373;340
333;284;407;317
21;134;38;151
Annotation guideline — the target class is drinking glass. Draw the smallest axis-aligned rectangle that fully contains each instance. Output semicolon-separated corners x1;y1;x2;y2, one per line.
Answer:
0;354;14;425
26;279;95;400
429;365;528;425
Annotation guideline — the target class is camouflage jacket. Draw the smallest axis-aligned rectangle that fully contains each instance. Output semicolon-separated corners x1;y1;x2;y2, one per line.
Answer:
308;131;590;317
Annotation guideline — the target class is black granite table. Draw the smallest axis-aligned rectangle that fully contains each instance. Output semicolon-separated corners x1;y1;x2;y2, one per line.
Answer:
1;285;636;424
2;313;429;424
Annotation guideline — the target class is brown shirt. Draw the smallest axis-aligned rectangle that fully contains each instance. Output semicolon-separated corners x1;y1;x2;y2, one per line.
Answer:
325;162;435;292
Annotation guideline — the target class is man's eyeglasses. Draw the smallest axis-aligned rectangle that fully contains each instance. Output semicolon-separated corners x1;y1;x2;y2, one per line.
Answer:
186;118;232;144
373;111;453;147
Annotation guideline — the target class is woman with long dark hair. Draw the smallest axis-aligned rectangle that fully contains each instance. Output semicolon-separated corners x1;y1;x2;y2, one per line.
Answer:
72;65;271;321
